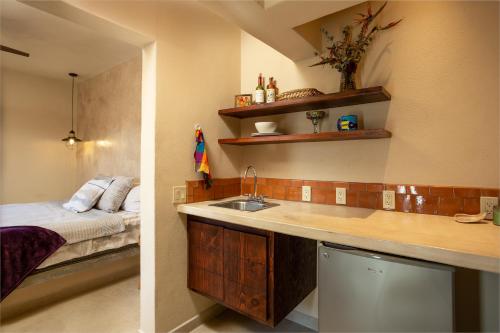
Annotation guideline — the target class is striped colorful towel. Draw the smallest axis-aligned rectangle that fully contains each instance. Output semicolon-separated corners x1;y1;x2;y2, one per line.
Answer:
194;127;212;189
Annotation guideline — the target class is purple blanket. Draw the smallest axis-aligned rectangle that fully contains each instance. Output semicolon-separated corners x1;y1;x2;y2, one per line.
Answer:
1;226;66;301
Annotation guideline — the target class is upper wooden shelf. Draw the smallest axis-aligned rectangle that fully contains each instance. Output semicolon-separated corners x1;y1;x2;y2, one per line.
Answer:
219;86;391;118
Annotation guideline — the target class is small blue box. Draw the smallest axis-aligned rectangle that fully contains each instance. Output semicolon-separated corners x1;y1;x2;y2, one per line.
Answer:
337;115;358;131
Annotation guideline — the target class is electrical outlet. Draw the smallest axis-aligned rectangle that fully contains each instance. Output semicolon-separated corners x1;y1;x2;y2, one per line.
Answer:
480;196;498;219
336;187;346;205
172;186;186;204
302;186;311;202
382;190;395;210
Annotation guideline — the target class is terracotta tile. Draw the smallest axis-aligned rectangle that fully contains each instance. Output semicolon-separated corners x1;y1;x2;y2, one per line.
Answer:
223;183;240;197
413;195;438;215
463;198;481;215
289;179;304;187
366;183;384;192
348;183;366;192
272;185;286;200
384;184;397;191
213;185;224;199
346;191;359;207
325;191;337;205
217;178;240;185
285;186;302;201
395;194;412;212
480;188;500;197
332;182;349;189
358;192;378;209
453;187;480;198
187;185;194;196
193;187;213;202
375;194;384;210
242;177;254;185
257;178;267;185
408;185;429;196
257;184;273;198
267;178;289;187
429;186;454;197
312;188;328;204
304;180;334;190
438;197;463;216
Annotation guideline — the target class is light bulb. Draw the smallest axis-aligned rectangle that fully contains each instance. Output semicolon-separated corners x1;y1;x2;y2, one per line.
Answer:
69;138;75;145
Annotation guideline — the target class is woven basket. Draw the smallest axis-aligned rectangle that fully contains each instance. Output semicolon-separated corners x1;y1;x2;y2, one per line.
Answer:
276;88;324;101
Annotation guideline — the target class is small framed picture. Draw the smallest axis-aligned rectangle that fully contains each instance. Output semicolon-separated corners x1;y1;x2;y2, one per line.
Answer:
235;94;252;107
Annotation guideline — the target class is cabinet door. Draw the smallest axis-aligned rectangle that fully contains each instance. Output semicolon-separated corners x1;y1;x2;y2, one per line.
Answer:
188;220;224;301
223;228;268;321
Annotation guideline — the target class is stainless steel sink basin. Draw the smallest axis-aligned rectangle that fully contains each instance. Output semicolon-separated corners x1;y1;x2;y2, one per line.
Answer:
210;199;279;212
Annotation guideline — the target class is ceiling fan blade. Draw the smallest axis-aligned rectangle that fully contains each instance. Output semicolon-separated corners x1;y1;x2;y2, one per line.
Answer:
0;45;30;57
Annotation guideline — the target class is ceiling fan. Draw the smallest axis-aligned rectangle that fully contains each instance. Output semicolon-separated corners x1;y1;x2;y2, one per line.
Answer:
0;44;29;57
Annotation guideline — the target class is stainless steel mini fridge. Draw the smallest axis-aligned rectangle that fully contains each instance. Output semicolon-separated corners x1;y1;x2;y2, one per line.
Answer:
319;243;454;332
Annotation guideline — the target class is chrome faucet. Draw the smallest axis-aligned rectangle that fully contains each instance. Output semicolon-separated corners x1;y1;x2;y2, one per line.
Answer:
243;165;258;200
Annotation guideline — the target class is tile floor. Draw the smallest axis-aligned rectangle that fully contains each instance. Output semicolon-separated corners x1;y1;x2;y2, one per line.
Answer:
1;275;312;333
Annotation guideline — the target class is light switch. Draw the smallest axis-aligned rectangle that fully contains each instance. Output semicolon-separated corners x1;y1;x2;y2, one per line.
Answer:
172;186;186;204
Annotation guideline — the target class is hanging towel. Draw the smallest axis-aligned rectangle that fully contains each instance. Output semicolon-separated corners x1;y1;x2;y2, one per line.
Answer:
194;127;212;189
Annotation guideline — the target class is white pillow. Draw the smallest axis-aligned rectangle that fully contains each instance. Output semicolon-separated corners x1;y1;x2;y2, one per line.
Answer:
121;185;140;212
97;176;134;213
63;176;114;213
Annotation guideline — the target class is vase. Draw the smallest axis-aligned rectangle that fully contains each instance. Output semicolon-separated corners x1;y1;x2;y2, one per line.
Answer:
339;63;358;91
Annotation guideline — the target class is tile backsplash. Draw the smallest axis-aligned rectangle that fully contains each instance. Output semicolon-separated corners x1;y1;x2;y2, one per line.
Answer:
186;177;499;217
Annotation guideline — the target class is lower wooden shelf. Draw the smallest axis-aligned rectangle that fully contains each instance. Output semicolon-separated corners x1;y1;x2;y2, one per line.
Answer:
218;129;391;145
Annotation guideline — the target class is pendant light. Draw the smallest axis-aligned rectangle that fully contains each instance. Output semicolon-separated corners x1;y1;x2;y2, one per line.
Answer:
62;73;82;149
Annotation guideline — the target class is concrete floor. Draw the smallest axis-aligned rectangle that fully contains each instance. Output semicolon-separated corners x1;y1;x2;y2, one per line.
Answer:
192;310;313;333
1;275;312;333
1;276;140;333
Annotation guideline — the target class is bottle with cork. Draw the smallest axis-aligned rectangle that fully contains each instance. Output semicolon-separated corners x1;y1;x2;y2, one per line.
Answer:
266;77;277;103
254;73;265;104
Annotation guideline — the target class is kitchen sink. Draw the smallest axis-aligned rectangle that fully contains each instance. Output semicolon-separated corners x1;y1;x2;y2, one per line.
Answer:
210;199;279;212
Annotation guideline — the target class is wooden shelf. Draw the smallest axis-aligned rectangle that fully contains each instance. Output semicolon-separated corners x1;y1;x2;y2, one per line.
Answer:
218;129;391;145
219;86;390;118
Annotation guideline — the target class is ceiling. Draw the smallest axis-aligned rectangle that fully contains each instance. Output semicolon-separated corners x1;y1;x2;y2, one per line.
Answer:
0;0;141;80
202;0;362;61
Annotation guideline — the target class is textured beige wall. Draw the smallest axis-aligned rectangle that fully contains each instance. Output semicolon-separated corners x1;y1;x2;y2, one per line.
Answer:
68;1;241;332
241;1;499;322
76;57;141;185
1;69;77;203
241;1;499;189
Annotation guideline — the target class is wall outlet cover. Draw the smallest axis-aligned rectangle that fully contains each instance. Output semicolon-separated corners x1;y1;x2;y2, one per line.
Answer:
382;190;395;210
302;186;311;202
480;196;498;219
172;185;187;204
336;187;346;205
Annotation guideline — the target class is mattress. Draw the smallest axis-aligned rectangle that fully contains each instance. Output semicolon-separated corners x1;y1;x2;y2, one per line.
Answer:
38;211;140;269
0;202;126;244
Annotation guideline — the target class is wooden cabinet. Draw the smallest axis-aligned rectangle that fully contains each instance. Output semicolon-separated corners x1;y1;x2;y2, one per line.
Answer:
187;215;316;327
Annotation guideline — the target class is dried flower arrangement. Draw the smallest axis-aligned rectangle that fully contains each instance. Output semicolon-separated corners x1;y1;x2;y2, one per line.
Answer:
311;2;402;91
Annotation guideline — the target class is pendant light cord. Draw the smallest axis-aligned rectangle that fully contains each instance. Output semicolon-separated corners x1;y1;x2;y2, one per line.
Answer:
71;75;75;132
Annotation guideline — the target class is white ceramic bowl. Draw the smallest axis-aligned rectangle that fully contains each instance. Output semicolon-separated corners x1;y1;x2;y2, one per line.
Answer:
255;122;277;133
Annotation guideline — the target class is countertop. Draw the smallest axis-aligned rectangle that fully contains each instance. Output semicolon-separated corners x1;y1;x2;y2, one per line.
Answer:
177;197;500;273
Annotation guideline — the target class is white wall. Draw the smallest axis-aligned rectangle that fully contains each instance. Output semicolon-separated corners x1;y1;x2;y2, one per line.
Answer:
1;69;77;203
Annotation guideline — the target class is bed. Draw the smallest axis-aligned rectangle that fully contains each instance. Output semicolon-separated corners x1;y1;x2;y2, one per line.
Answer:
0;201;140;300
